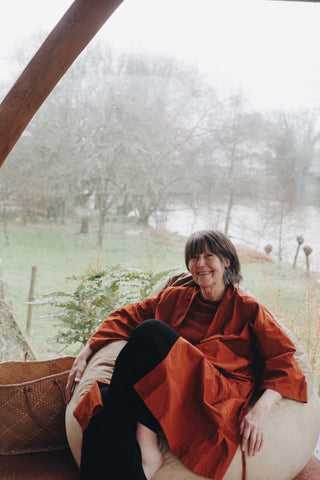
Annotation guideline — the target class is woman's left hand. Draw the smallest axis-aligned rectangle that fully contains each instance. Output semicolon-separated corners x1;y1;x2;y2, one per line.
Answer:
239;403;266;456
240;389;282;456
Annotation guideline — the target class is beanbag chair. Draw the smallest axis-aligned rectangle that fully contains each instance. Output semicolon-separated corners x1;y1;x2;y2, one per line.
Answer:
65;279;320;480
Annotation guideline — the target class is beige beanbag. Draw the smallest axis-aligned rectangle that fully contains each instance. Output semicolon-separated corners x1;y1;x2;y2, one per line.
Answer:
66;327;320;480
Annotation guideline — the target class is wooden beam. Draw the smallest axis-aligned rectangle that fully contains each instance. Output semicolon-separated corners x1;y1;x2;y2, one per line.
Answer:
0;0;124;167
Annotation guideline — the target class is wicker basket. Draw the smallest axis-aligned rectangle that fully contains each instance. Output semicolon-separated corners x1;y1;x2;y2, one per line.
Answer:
0;356;75;455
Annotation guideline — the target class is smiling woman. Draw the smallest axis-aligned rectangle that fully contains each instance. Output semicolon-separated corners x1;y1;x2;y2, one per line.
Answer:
0;1;320;478
65;230;309;480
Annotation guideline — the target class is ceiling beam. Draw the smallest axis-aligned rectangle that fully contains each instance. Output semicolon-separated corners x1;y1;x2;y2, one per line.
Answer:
0;0;124;167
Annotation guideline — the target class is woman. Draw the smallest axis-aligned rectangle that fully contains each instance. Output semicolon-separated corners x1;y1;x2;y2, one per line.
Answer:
66;230;307;480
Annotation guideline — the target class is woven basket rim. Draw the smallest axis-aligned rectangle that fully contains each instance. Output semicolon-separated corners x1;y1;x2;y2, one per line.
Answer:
0;369;71;388
0;356;75;387
0;356;75;368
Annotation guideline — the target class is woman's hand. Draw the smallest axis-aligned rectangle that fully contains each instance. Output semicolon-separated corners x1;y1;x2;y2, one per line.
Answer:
65;344;94;403
240;389;282;456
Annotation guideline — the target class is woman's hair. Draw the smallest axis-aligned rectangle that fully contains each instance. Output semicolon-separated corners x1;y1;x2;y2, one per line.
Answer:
184;230;243;286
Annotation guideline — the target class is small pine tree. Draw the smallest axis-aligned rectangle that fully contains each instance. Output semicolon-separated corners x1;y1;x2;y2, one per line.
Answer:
38;264;179;352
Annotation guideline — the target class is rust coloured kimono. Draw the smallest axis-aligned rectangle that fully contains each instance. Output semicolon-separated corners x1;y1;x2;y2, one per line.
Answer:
74;284;307;480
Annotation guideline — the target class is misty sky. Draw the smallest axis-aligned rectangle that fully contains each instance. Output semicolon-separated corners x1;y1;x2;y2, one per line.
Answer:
1;0;320;110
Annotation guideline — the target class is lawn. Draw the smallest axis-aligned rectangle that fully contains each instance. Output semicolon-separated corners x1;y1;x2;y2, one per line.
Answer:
0;218;186;357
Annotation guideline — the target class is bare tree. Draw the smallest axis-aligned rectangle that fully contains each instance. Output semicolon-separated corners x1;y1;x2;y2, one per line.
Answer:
264;110;320;259
196;92;266;235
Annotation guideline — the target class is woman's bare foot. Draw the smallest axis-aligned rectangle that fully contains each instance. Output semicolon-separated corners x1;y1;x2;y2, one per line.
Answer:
136;423;163;479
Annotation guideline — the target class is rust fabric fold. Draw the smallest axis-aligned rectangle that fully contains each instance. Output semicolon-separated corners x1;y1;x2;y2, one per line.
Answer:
74;284;307;480
73;381;104;432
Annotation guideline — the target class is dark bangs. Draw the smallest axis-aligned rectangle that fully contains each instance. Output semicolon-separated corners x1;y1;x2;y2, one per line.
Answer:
185;231;223;268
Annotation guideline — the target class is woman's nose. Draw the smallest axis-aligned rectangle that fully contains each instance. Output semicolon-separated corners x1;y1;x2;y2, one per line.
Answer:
197;255;205;266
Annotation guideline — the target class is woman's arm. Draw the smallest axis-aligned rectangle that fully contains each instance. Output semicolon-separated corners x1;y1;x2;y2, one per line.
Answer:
65;343;94;403
250;303;307;403
65;293;162;402
88;295;160;351
240;388;282;456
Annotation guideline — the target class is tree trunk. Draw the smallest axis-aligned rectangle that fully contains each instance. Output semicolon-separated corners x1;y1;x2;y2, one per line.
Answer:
224;192;233;235
97;212;106;248
278;205;284;261
97;197;107;248
21;197;28;226
60;200;66;225
2;201;9;245
224;147;236;235
80;215;89;234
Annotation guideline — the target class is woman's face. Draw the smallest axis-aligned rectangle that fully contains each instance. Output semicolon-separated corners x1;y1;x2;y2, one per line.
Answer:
188;248;230;299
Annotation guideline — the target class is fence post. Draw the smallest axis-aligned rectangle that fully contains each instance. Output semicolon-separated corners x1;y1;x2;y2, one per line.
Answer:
26;266;37;337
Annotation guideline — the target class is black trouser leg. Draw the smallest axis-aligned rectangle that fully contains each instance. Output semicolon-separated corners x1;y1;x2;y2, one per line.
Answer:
110;319;179;431
80;320;179;480
81;384;143;480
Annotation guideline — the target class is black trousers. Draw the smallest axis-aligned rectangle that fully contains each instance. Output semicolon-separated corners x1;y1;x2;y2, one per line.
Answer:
80;319;179;480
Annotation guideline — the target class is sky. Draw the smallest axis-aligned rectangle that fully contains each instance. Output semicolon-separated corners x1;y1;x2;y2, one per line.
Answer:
1;0;320;111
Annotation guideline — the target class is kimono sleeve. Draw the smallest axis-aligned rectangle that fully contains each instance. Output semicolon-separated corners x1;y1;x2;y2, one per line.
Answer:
251;304;307;402
88;293;161;351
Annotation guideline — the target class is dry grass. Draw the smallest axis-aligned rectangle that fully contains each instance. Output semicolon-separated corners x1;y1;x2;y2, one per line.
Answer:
292;281;320;392
245;263;320;394
236;244;273;264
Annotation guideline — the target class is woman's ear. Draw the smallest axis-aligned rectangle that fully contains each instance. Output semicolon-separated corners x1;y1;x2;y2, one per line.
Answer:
224;258;231;268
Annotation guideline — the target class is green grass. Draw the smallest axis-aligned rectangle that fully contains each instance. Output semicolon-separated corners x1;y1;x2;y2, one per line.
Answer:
0;217;185;357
